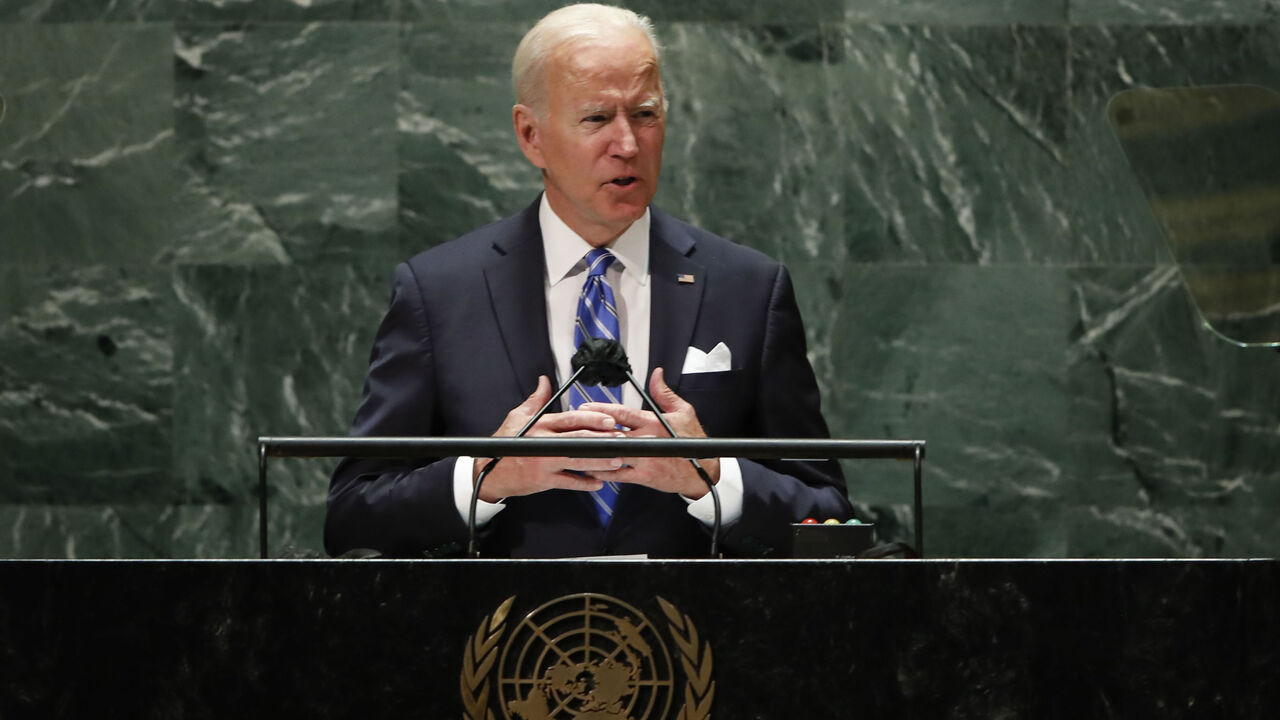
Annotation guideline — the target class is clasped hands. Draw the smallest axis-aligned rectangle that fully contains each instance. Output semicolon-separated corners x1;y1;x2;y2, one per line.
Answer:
473;367;719;503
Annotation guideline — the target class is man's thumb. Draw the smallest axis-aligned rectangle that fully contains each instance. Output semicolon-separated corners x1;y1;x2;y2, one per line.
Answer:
648;367;686;413
521;375;552;411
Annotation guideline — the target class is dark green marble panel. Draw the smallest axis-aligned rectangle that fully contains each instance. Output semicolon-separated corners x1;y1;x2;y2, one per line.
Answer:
653;23;848;265
0;501;318;558
1065;24;1280;264
399;22;541;254
1064;267;1280;557
845;0;1066;24
400;0;846;23
165;502;259;557
0;266;173;504
659;24;1071;264
399;1;1063;27
0;505;174;558
169;499;321;558
176;0;396;21
171;262;385;520
254;477;328;557
0;0;172;22
810;261;1280;557
172;22;399;265
811;265;1071;556
1070;0;1273;24
0;24;174;265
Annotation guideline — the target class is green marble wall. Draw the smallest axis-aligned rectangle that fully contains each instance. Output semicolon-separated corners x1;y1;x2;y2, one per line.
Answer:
1;0;1277;558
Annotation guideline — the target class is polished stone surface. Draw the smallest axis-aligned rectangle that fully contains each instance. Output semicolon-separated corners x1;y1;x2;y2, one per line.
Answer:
0;266;173;505
0;24;174;265
1071;0;1274;24
0;0;171;22
172;21;399;265
1;1;1278;559
0;560;1277;717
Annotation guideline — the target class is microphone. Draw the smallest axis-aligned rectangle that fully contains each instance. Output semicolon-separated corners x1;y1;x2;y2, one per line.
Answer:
467;338;723;558
571;337;630;386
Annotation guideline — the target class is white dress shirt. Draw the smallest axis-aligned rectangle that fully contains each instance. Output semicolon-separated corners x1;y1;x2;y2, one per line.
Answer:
452;195;744;529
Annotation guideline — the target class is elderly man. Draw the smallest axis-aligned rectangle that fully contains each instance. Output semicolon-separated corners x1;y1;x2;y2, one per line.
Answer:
325;3;852;558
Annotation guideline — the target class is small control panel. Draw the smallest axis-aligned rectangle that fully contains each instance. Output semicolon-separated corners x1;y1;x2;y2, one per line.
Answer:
789;518;875;558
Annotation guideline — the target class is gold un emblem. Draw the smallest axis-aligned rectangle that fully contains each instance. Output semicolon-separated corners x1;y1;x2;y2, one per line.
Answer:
461;593;714;720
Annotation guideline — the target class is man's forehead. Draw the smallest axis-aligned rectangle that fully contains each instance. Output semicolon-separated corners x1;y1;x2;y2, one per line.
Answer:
552;60;661;106
549;32;660;81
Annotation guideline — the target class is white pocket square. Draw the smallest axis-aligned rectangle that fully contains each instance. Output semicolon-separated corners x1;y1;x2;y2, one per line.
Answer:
682;342;732;374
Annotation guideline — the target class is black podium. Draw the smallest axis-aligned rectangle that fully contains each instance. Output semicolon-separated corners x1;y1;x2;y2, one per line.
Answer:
2;559;1277;718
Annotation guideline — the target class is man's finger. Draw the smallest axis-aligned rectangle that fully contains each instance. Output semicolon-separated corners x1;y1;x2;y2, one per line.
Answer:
547;472;605;492
558;456;625;473
536;410;618;433
580;403;655;431
593;465;643;485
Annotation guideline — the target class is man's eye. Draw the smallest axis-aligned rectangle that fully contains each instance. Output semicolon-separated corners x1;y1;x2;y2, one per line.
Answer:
584;114;608;123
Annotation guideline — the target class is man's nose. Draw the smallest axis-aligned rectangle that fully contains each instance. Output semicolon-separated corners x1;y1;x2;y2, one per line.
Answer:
609;115;639;158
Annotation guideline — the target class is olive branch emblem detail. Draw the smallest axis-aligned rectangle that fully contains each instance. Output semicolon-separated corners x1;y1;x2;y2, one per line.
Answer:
657;597;714;720
461;595;515;720
461;594;712;719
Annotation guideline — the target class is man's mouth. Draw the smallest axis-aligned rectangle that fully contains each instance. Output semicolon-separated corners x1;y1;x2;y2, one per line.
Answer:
608;176;638;187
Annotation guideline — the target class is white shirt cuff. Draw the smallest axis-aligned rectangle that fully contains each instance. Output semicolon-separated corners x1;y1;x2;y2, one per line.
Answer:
685;457;744;527
453;456;506;526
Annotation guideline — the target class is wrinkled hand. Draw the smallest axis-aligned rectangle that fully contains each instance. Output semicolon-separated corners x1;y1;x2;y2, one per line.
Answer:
474;375;624;502
579;367;719;498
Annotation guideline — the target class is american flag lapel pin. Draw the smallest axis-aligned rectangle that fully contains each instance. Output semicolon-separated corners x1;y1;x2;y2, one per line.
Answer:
676;273;695;284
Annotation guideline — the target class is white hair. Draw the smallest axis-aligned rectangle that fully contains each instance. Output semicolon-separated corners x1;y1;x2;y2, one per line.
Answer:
512;3;663;115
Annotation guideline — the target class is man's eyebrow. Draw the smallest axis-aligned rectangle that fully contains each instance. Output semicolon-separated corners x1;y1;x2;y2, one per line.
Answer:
574;97;662;116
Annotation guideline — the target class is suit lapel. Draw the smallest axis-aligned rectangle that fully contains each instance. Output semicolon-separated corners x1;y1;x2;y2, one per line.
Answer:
483;202;557;394
647;208;706;392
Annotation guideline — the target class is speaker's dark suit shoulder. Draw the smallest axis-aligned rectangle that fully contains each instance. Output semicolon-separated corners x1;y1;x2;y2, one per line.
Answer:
650;207;783;278
401;202;541;279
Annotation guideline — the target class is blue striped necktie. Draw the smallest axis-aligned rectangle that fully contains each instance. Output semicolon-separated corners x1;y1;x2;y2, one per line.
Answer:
569;247;622;525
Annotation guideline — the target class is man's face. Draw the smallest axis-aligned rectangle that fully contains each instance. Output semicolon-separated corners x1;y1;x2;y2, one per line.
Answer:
514;29;665;246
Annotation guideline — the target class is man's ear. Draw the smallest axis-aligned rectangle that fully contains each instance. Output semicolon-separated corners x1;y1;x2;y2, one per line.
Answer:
513;104;546;170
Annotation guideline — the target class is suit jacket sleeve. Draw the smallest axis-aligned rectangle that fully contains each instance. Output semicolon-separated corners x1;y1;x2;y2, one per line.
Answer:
718;264;853;555
324;261;468;557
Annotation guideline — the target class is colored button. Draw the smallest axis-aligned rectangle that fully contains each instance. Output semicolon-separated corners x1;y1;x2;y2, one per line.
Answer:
823;518;840;525
801;518;818;524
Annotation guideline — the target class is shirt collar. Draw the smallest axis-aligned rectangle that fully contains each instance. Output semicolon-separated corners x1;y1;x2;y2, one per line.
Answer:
540;193;650;287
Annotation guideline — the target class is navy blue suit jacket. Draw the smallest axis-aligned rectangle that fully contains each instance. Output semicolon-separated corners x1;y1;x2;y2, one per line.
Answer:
325;200;851;558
